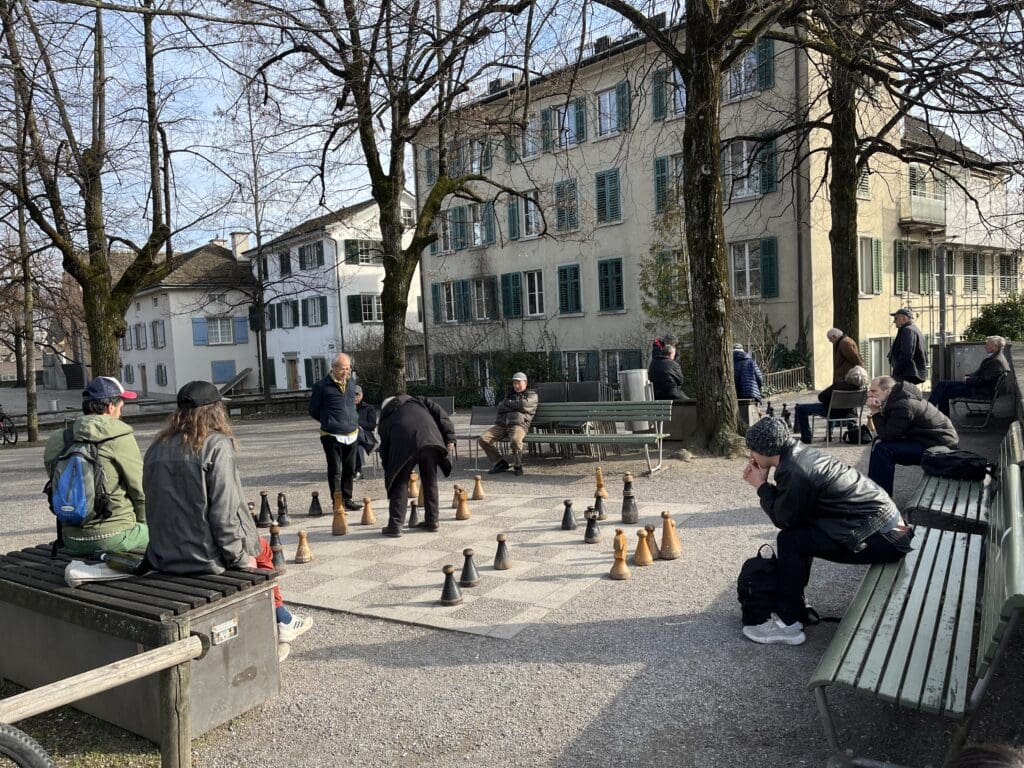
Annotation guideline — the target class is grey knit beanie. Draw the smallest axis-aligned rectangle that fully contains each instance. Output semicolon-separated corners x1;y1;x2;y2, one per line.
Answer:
745;417;792;456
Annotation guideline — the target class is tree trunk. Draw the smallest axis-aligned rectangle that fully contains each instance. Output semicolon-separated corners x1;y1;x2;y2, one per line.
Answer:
828;56;860;339
19;204;38;442
81;282;124;377
682;0;740;455
379;200;416;397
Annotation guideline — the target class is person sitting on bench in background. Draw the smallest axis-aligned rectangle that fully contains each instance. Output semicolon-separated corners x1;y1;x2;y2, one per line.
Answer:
479;372;538;476
647;334;688;401
143;381;312;663
353;385;378;480
793;365;869;444
741;417;913;646
928;335;1010;417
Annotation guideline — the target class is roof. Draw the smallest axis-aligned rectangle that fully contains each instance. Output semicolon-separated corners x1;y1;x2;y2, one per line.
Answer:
140;242;255;291
250;199;378;253
902;115;988;166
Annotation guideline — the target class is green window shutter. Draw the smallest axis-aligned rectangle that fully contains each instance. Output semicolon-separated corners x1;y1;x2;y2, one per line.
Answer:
548;351;563;379
481;140;492;171
453;206;467;250
505;135;517;163
433;355;446;386
616;80;631;131
319;296;328;325
304;358;314;386
872;238;883;294
894;240;907;294
541;108;553;152
596;172;608;223
756;38;775;90
347;295;362;324
290;300;299;323
264;358;276;388
431;283;441;323
566;180;578;230
598;260;611;310
344;240;359;264
759;140;777;194
301;299;309;326
611;259;624;309
622;349;642;370
275;304;283;328
584;351;599;381
501;272;523;318
654;156;669;214
607;169;621;222
574;98;587;143
425;147;436;185
455;279;472;322
507;199;520;240
652;69;667;121
558;265;578;314
919;249;933;293
483;203;496;244
316;241;325;267
760;237;779;298
487;275;498;317
554;182;567;232
266;303;276;331
859;340;871;378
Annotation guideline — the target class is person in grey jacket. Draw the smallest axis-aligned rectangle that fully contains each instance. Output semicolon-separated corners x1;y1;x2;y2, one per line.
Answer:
479;372;539;475
741;417;912;646
144;381;312;662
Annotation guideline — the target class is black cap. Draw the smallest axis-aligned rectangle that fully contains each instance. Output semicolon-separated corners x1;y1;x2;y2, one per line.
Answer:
176;381;224;409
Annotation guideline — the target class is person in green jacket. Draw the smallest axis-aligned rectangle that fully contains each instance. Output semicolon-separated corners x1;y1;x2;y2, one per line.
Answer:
43;376;148;556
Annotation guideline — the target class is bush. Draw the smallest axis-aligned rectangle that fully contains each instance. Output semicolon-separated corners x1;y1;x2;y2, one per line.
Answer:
963;294;1024;341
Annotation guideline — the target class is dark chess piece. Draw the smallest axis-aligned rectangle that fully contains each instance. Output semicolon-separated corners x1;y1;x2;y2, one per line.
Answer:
406;502;421;529
584;508;602;544
621;473;638;524
781;403;792;430
594;494;607;521
459;548;481;588
439;564;463;606
560;499;578;531
269;524;286;572
257;491;273;528
494;533;512;570
276;493;291;527
308;491;324;517
766;401;775;418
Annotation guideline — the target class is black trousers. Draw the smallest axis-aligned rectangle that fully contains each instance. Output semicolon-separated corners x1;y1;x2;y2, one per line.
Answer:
387;446;444;530
775;524;914;625
320;435;358;503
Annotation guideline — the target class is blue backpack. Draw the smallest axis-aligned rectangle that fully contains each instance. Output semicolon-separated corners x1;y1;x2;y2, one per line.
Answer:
45;427;112;528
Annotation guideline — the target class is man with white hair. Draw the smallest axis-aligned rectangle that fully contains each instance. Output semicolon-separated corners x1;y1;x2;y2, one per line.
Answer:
309;352;362;511
928;335;1010;416
826;328;864;385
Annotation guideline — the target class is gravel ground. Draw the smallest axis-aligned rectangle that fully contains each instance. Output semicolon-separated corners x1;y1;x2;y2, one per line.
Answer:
1;402;1022;768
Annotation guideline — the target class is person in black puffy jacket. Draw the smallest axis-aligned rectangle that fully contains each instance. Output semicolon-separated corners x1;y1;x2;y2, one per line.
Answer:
647;334;688;401
741;417;912;646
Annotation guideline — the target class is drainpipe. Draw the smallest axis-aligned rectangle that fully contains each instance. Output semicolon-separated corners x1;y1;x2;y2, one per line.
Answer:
412;145;431;384
794;31;808;382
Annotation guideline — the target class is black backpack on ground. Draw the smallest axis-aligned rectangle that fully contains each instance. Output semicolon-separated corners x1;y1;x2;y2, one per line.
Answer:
737;544;834;626
920;447;995;481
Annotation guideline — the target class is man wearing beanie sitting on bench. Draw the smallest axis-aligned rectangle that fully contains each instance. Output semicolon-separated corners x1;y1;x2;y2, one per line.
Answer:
740;417;913;645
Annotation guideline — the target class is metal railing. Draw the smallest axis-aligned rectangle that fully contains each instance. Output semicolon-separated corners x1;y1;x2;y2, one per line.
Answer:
764;366;809;394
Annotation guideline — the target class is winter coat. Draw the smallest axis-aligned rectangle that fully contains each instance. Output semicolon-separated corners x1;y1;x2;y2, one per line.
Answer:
966;351;1010;397
732;350;764;401
44;414;146;546
888;322;928;383
757;440;900;551
648;344;688;401
816;381;864;418
833;335;864;384
873;381;958;448
309;373;359;435
494;388;539;430
143;432;261;575
357;401;378;451
378;395;457;494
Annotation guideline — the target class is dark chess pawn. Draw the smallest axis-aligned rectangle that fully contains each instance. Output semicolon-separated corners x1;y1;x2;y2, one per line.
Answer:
781;403;792;430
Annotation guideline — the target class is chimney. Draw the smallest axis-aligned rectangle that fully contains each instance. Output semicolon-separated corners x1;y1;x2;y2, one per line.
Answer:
230;231;250;260
648;11;666;28
594;36;611;53
210;236;227;248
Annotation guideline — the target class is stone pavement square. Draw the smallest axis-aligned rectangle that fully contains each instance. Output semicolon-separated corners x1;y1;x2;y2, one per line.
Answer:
276;492;705;638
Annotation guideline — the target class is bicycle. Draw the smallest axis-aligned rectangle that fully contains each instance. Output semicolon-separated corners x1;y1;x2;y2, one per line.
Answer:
0;723;56;767
0;405;17;445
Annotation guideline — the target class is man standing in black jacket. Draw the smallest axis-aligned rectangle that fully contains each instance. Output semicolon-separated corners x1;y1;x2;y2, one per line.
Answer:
742;417;913;646
378;395;456;536
308;353;361;511
887;307;928;383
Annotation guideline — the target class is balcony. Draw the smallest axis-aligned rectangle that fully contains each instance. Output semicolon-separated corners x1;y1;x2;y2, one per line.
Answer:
899;189;946;227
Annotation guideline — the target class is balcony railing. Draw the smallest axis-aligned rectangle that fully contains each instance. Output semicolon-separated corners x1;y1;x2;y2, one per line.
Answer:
899;189;946;226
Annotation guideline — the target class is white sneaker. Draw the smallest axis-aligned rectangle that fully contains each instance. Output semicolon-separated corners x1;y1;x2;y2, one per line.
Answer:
278;614;313;643
278;642;291;663
742;614;806;645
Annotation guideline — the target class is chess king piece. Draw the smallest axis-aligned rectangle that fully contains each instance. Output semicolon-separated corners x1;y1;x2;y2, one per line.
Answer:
294;530;313;564
451;484;462;509
248;501;257;524
634;529;654;567
308;491;324;517
494;533;512;570
406;502;421;529
269;524;286;572
439;564;463;606
408;471;420;502
560;499;578;531
595;467;609;499
621;473;638;524
331;491;350;536
360;497;376;526
472;475;485;501
456;487;472;521
609;528;631;580
276;492;291;527
257;491;273;528
593;493;607;521
459;548;481;588
659;511;682;560
645;524;661;560
584;508;602;544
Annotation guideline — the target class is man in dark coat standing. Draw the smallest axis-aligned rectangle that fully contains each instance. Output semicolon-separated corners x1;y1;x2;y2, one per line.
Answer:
378;395;456;536
887;308;928;384
648;334;688;401
928;335;1010;416
308;353;361;511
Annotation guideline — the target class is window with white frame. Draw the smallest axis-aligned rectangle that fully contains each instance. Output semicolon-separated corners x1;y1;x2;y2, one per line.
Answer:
361;295;383;323
472;278;496;320
439;213;454;252
357;240;380;265
150;319;166;348
523;191;542;237
914;247;935;294
597;88;619;137
298;241;324;270
123;364;135;384
206;317;234;345
401;208;415;228
469;204;485;246
525;269;544;315
723;140;759;199
1000;253;1018;294
728;49;758;99
440;282;457;323
303;295;326;326
280;302;296;329
730;241;761;299
468;138;488;173
963;252;984;294
554;104;578;148
310;356;329;381
406;350;424;381
522;115;540;158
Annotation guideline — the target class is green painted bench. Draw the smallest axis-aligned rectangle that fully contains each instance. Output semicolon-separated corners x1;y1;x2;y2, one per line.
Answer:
808;453;1024;766
523;400;673;475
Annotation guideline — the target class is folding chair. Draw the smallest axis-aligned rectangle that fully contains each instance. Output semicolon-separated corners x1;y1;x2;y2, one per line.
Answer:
811;388;868;445
951;370;1008;430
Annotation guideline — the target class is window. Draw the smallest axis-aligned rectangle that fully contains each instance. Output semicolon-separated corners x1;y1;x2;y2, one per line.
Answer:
557;264;582;314
595;169;621;224
155;363;167;387
652;68;686;119
467;138;490;173
560;351;599;382
606;349;643;383
857;169;871;199
655;249;690;305
439;213;454;252
597;82;630;137
525;269;545;316
424;146;437;184
134;323;147;350
123;364;135;384
468;203;496;246
858;237;882;295
654;153;685;213
598;258;624;311
554;180;579;232
150;320;166;349
731;241;761;299
441;283;457;323
472;277;497;320
307;356;328;382
298;241;325;270
547;99;586;149
206;317;235;345
361;294;384;323
522;191;542;237
135;301;141;311
728;38;774;98
401;208;416;228
406;350;423;381
302;295;327;326
152;296;159;307
280;302;297;329
501;272;523;318
963;252;984;294
522;114;540;158
279;252;291;276
894;240;908;294
1000;253;1018;294
723;140;773;199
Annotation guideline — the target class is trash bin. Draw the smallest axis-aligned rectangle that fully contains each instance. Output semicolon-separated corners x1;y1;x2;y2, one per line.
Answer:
618;369;650;431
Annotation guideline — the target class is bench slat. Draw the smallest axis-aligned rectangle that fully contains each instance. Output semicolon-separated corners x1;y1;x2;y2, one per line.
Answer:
80;583;192;614
945;532;982;715
0;568;174;621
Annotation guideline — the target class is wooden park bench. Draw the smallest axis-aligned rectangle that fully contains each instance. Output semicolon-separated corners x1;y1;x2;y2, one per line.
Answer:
950;370;1010;430
807;450;1024;766
0;546;280;767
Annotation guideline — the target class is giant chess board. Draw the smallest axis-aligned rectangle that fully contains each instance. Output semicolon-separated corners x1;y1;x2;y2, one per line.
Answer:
276;492;703;639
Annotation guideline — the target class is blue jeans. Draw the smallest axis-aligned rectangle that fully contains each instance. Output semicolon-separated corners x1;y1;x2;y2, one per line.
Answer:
794;403;826;443
868;440;927;496
928;380;975;416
